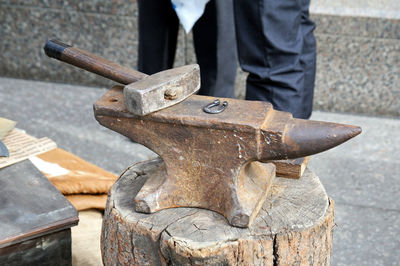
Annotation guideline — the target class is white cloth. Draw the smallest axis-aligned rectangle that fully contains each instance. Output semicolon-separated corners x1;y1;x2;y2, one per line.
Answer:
171;0;210;33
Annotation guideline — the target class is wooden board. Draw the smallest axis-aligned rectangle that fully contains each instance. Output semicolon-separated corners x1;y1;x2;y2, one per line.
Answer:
0;160;78;248
272;156;310;179
101;158;334;265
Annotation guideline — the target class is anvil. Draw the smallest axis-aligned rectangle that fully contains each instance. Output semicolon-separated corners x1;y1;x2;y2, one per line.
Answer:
94;86;361;227
43;41;361;227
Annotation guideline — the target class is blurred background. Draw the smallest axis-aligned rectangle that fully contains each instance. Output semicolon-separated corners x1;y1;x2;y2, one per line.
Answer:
1;0;399;117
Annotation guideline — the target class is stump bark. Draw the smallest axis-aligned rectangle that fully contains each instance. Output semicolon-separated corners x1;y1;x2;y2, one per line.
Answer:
101;158;334;265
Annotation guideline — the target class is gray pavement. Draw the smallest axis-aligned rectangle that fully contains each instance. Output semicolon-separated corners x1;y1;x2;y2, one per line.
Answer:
1;77;399;265
309;112;400;265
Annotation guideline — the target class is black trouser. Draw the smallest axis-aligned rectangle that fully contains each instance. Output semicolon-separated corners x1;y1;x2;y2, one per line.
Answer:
234;0;316;118
138;0;238;98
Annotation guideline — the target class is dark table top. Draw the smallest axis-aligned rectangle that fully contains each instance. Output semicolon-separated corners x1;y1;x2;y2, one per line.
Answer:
0;160;78;248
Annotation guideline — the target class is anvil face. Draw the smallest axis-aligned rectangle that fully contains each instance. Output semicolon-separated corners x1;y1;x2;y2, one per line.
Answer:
94;86;361;228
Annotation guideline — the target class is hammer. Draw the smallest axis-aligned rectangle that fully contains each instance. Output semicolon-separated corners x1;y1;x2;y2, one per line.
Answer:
44;40;200;115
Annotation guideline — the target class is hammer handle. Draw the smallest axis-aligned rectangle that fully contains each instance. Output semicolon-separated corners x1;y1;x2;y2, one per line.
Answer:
44;40;148;84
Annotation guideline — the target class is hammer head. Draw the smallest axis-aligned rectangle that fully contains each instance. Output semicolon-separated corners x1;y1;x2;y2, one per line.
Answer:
123;64;200;116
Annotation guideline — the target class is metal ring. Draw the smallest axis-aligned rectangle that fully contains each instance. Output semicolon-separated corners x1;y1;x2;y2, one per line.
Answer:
203;99;228;114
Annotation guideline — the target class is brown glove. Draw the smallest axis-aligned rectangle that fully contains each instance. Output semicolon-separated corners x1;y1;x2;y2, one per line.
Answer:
36;148;118;195
66;194;108;211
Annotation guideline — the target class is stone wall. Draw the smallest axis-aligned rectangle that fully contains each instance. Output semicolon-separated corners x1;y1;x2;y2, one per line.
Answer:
311;0;400;117
1;0;399;117
0;1;136;88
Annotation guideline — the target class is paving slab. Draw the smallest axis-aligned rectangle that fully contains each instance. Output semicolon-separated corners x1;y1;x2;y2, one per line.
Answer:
0;77;399;265
310;111;400;265
332;204;400;265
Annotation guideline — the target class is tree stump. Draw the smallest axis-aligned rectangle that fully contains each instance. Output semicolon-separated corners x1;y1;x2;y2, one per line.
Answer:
101;158;334;265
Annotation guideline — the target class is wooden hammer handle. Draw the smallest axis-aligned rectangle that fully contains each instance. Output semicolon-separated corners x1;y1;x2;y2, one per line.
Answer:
44;40;148;85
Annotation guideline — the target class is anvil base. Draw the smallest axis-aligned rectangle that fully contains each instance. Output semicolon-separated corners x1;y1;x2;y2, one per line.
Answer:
134;160;275;228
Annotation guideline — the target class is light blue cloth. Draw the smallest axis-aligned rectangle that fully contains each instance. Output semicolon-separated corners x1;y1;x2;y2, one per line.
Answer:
171;0;210;33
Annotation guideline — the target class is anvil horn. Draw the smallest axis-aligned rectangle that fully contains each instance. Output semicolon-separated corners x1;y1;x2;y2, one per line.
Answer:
283;119;362;158
259;115;362;160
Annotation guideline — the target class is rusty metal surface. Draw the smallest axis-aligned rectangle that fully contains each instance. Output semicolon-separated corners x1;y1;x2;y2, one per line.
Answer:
123;64;200;116
94;86;361;227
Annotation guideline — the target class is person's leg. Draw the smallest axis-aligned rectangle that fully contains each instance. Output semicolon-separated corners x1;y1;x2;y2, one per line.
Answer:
192;0;237;98
137;0;179;75
234;0;312;118
300;0;317;118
